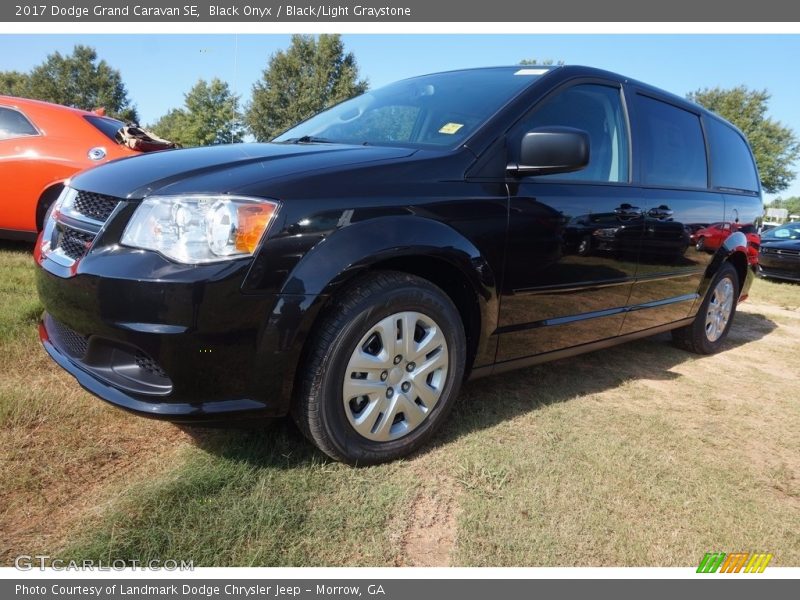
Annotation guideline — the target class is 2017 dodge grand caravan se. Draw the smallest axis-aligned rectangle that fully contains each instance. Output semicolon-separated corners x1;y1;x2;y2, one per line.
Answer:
36;66;763;464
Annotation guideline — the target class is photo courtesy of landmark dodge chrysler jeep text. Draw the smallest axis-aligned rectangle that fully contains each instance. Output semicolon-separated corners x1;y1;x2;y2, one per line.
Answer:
35;66;763;464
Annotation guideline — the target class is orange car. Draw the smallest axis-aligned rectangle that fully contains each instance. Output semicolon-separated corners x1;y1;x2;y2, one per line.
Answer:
0;96;142;240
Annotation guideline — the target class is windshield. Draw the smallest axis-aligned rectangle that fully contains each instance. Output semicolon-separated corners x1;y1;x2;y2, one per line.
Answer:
273;67;547;148
84;115;126;142
763;222;800;240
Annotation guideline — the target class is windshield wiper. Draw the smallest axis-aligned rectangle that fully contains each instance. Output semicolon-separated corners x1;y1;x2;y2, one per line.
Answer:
282;135;335;144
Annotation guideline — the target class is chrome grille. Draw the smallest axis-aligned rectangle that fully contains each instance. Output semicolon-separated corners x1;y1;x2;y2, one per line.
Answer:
42;187;124;269
73;191;120;222
761;247;800;257
55;225;94;261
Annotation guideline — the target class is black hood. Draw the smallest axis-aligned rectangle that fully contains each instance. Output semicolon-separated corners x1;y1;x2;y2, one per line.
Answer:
70;142;416;200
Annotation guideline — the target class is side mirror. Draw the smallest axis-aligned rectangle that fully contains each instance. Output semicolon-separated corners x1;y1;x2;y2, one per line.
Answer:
507;126;590;176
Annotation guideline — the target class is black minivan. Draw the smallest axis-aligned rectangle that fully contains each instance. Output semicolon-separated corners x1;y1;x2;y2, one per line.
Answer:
36;66;763;464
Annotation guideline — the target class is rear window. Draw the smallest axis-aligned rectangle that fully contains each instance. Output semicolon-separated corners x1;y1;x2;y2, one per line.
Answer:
84;115;125;142
0;107;38;140
637;95;708;189
705;117;759;193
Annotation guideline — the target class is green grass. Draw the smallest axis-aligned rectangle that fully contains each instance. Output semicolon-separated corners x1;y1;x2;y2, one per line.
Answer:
0;242;185;559
0;241;41;343
750;275;800;310
64;429;413;566
2;243;799;566
0;241;46;426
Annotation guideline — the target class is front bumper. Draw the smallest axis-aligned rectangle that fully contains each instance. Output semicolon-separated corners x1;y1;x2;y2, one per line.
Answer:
36;247;320;422
40;318;274;421
758;254;800;282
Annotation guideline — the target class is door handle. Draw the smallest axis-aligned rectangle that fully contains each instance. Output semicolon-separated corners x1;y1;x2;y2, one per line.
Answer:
647;206;674;219
614;204;642;219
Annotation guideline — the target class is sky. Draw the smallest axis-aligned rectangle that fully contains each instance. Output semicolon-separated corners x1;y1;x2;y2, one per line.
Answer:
1;33;799;201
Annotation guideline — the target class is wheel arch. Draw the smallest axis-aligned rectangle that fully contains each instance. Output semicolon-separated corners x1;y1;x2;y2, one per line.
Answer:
349;254;485;378
35;181;66;232
698;231;753;303
269;215;501;409
726;251;748;295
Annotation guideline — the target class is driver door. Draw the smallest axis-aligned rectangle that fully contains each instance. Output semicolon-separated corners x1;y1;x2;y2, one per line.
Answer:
497;80;644;363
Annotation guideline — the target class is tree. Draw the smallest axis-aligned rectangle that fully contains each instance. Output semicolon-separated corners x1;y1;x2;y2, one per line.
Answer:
768;196;800;217
688;86;800;194
518;58;565;66
0;71;30;97
246;34;368;142
0;45;138;122
149;108;187;145
150;78;245;147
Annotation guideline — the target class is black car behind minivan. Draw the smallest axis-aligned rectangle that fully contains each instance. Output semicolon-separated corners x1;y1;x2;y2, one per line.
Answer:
36;66;763;463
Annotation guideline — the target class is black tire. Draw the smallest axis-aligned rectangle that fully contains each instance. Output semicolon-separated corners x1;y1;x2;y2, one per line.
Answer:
695;237;706;252
672;262;739;355
36;184;65;232
292;270;467;465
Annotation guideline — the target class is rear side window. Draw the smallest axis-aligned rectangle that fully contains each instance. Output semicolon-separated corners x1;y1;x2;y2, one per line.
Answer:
705;117;759;193
84;115;125;142
0;107;38;140
637;95;708;189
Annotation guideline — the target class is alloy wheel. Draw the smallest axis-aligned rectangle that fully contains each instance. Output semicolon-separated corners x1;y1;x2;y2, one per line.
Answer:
704;277;735;342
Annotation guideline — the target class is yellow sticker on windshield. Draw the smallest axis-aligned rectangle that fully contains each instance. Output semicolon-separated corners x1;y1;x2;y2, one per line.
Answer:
439;122;464;135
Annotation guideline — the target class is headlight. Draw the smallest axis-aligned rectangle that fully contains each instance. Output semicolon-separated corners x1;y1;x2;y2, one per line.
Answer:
593;227;620;237
121;195;278;264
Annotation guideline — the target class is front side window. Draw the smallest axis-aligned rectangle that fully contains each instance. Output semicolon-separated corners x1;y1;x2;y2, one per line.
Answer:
637;95;708;189
0;107;38;140
511;83;630;183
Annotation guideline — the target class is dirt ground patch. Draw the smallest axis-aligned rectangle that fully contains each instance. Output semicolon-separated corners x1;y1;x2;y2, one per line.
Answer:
397;480;461;566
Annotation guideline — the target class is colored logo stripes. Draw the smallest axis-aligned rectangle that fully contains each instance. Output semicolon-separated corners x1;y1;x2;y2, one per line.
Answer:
697;552;773;573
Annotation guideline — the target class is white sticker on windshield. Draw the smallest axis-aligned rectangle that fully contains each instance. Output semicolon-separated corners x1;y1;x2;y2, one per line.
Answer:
514;68;549;76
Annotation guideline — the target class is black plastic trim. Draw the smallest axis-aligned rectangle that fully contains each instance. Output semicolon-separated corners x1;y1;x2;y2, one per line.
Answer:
472;316;695;379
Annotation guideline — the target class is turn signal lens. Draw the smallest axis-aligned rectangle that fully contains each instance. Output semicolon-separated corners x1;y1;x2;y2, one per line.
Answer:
236;204;277;253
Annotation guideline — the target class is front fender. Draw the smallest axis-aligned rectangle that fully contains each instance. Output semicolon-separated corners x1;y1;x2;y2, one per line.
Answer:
252;216;501;411
284;215;496;297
